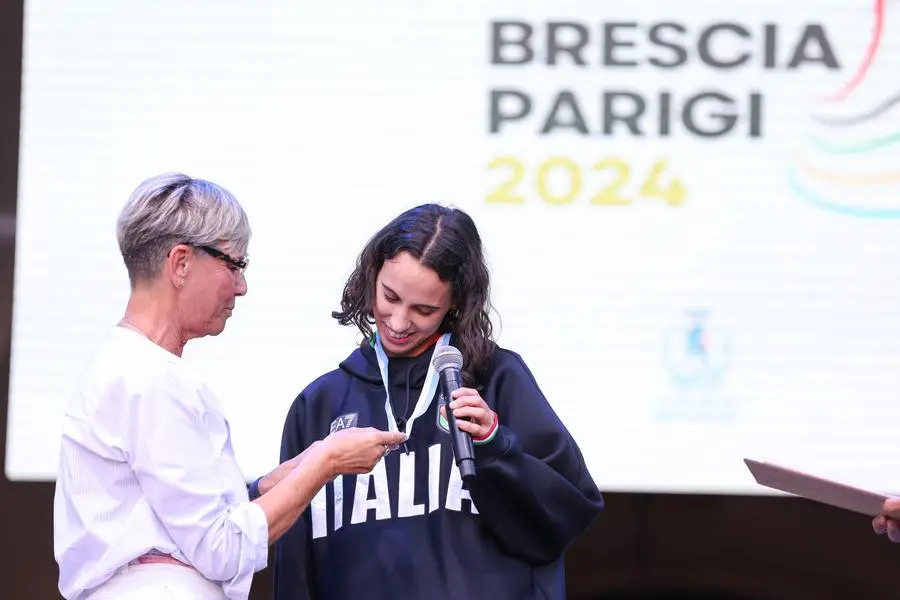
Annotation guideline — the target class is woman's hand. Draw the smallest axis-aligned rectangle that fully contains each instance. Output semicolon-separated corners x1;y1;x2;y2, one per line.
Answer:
321;427;407;476
873;497;900;542
440;387;497;440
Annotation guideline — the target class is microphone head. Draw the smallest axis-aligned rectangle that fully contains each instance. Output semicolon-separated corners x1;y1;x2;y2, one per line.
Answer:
432;345;463;372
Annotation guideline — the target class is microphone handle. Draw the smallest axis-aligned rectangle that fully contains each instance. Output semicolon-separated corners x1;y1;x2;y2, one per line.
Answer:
440;368;476;482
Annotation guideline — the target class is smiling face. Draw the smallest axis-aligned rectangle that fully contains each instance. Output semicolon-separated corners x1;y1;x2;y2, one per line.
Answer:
373;251;453;356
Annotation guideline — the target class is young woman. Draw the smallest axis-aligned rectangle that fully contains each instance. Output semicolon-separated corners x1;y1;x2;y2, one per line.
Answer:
270;203;604;600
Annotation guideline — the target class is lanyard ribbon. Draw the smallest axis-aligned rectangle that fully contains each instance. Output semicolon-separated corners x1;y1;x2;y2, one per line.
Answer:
373;331;452;435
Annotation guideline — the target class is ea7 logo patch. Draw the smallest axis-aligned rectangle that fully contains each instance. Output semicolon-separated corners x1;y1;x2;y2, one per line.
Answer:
329;413;359;434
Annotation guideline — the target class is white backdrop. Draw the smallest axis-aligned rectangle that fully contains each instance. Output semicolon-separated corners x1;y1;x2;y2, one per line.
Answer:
7;0;900;495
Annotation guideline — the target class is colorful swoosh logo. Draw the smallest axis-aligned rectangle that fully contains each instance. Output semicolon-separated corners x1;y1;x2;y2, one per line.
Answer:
822;0;885;102
788;0;900;218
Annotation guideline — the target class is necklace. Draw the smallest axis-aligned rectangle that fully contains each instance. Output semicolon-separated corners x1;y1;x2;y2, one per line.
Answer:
118;317;147;337
118;317;184;357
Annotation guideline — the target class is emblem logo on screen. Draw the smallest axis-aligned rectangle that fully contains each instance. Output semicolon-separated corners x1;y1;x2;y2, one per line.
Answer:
662;308;731;390
329;413;359;433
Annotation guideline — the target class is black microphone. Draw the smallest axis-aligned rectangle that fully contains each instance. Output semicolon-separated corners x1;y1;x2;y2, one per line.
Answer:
432;345;476;484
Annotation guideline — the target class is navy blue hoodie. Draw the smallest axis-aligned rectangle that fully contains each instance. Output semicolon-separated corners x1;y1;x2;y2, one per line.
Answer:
271;336;604;600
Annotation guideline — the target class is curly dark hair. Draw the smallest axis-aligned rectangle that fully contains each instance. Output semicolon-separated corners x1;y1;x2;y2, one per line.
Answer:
332;204;496;386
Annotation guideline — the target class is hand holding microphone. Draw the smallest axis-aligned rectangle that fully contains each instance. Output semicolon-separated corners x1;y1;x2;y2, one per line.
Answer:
433;346;498;484
443;389;497;438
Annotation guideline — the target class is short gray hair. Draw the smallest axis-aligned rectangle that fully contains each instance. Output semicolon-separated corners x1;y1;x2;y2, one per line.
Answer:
116;172;251;286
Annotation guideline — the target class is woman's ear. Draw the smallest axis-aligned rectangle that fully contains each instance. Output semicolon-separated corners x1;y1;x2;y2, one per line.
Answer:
167;244;191;289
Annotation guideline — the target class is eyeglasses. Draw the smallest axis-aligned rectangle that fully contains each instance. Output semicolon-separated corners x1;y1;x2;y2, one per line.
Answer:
194;245;249;274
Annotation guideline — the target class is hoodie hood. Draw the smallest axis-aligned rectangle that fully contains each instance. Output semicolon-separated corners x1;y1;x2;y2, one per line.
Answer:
338;341;383;385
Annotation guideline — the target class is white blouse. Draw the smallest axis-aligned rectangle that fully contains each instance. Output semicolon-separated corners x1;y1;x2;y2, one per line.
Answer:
53;326;268;600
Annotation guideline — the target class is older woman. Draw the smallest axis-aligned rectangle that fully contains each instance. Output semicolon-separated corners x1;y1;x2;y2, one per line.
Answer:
52;173;405;600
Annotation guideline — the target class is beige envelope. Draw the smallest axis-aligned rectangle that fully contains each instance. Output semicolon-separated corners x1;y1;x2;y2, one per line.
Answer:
743;458;889;517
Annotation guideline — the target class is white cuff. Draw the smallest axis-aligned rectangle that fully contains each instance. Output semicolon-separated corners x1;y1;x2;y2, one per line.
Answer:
228;501;270;572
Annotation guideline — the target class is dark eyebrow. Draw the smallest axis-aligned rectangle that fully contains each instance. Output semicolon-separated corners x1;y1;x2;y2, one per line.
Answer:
382;283;441;311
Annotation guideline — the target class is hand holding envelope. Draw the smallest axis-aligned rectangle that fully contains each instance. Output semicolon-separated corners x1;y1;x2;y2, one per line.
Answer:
872;498;900;543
